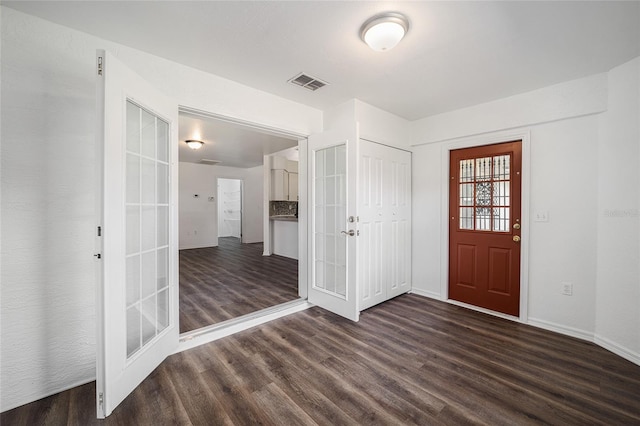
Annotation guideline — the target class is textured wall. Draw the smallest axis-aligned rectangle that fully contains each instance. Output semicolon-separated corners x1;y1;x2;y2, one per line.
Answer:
0;7;319;412
1;6;98;412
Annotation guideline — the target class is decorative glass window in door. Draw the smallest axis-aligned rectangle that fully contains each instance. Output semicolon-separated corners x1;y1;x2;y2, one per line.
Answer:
125;100;170;358
459;155;511;232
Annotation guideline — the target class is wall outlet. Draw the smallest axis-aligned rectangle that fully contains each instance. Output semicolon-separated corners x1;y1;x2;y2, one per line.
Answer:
534;210;549;222
561;282;573;296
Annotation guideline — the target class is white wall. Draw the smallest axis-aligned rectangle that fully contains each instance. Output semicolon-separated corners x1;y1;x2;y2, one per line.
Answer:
411;73;607;145
323;99;412;150
243;165;265;244
595;57;640;363
0;7;321;412
179;163;263;250
411;68;639;363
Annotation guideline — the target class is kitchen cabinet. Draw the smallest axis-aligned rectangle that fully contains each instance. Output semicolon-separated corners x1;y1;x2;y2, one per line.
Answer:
271;169;288;201
288;172;298;201
270;157;299;201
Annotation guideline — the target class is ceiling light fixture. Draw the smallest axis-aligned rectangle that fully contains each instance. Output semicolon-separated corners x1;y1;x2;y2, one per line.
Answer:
185;140;204;150
360;12;409;52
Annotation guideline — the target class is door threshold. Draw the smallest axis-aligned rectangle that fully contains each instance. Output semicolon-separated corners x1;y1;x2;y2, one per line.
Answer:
175;299;312;353
446;299;522;323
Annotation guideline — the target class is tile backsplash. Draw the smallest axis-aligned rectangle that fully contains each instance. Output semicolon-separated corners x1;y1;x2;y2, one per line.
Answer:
270;201;298;216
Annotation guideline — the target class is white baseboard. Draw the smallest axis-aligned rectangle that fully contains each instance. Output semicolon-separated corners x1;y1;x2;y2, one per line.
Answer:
1;377;95;414
175;299;312;353
594;334;640;366
179;244;218;251
409;288;442;300
527;317;594;342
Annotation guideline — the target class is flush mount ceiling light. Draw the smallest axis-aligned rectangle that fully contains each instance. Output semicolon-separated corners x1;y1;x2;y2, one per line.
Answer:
360;12;409;52
185;139;204;150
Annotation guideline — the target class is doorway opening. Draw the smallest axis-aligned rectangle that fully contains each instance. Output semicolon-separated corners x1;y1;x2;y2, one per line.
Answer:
217;178;242;241
177;108;306;334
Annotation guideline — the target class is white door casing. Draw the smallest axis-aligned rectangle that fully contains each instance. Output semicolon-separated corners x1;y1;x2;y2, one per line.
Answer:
308;124;359;322
96;50;179;418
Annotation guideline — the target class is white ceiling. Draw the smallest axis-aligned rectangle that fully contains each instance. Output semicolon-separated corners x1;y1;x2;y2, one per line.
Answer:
5;1;639;121
5;1;639;164
178;112;298;168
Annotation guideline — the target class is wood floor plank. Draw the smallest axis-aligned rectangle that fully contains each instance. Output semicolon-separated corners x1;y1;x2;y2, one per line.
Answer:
179;237;299;333
3;295;640;425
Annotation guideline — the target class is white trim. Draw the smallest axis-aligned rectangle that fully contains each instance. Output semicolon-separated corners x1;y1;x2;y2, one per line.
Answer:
179;106;309;140
175;299;312;353
263;155;272;256
527;317;594;342
409;288;441;300
297;138;309;299
594;334;640;366
439;129;531;323
447;299;521;323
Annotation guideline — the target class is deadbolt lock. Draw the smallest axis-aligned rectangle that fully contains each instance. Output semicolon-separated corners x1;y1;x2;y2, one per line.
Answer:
513;223;521;230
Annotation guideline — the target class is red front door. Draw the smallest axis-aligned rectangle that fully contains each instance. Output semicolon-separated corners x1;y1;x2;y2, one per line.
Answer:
449;141;522;316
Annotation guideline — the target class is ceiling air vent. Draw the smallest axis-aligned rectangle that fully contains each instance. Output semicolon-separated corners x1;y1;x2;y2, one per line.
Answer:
288;73;328;91
199;159;221;166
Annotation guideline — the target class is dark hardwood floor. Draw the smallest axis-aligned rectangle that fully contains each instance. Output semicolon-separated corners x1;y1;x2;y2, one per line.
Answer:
179;237;299;333
3;294;640;425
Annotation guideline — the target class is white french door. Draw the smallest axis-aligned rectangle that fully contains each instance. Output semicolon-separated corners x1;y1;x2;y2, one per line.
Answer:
308;124;359;321
95;50;179;418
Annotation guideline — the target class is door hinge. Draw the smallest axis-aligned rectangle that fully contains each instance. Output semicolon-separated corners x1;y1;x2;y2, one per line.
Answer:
97;226;102;237
98;392;104;409
97;56;103;76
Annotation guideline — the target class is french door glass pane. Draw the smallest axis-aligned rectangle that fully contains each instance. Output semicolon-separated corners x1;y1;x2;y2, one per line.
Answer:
125;100;170;359
313;145;347;298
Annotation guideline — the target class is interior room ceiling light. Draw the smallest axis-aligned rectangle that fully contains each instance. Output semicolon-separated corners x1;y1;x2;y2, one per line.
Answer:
185;139;204;150
360;12;409;52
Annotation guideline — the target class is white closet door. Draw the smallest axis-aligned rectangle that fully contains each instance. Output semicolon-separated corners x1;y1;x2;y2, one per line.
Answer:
359;140;411;310
359;141;387;310
387;147;412;299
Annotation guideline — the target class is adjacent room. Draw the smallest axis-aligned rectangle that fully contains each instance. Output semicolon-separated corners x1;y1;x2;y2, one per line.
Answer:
176;112;302;332
1;1;639;424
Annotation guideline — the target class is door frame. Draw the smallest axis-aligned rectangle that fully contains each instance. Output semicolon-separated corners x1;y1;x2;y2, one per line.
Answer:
439;130;531;322
175;106;310;350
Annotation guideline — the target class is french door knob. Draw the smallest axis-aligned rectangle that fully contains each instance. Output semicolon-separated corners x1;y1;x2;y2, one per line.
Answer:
513;235;521;242
341;230;355;236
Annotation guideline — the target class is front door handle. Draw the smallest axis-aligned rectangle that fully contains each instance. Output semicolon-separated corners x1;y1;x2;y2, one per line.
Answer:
513;235;521;242
341;230;355;236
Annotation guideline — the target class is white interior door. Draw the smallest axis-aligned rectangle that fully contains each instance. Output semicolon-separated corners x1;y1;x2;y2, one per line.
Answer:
95;50;179;418
308;124;359;321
